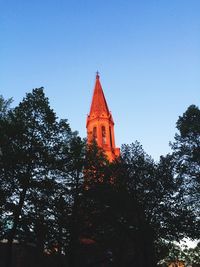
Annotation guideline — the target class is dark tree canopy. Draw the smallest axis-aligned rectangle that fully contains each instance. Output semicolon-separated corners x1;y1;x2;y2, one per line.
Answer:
171;105;200;239
176;105;200;138
172;105;200;186
0;95;13;118
0;88;85;267
0;91;199;267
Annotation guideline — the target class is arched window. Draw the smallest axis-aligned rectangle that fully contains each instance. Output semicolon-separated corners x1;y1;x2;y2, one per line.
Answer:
109;126;113;148
102;126;106;144
93;127;97;141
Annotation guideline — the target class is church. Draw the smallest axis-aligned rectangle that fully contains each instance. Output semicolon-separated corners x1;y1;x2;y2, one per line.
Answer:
86;72;120;161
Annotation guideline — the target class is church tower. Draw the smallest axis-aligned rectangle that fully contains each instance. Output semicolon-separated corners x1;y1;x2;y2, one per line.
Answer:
86;73;120;161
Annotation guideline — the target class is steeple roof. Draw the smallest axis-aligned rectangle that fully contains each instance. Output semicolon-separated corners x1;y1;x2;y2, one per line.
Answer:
89;73;110;117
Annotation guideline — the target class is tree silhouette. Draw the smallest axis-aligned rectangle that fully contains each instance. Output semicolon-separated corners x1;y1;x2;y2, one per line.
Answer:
0;92;199;267
0;88;84;267
171;105;200;221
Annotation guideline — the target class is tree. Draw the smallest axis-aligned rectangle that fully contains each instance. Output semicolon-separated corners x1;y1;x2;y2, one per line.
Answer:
0;95;13;240
0;88;58;266
117;142;163;267
0;95;13;118
115;141;198;266
171;105;200;239
159;242;200;267
171;105;200;193
67;141;112;266
0;88;85;267
75;142;159;267
185;242;200;266
67;141;190;267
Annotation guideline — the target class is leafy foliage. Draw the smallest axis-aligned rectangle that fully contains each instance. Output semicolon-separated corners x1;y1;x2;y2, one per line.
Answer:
159;242;200;266
0;95;13;118
0;88;85;267
171;105;200;240
0;92;199;267
171;105;200;194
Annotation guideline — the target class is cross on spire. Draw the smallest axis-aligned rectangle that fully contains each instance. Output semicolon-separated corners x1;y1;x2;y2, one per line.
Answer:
96;71;100;79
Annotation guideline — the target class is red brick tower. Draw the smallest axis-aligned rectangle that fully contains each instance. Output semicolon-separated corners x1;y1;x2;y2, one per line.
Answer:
86;73;120;161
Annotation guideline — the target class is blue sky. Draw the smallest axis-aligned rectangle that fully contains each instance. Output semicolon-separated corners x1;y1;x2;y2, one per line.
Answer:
1;0;200;160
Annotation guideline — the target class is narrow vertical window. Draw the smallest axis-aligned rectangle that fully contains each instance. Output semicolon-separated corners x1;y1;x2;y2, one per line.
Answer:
109;126;113;147
93;127;97;141
102;126;106;144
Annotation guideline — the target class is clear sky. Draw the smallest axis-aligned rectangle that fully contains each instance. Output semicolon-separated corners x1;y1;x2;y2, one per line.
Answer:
1;0;200;161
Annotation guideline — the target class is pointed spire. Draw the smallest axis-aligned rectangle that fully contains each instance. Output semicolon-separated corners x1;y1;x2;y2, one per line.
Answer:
86;73;120;161
89;72;110;117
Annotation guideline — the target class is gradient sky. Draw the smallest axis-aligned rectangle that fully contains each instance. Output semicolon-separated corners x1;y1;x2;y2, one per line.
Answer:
1;0;200;161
